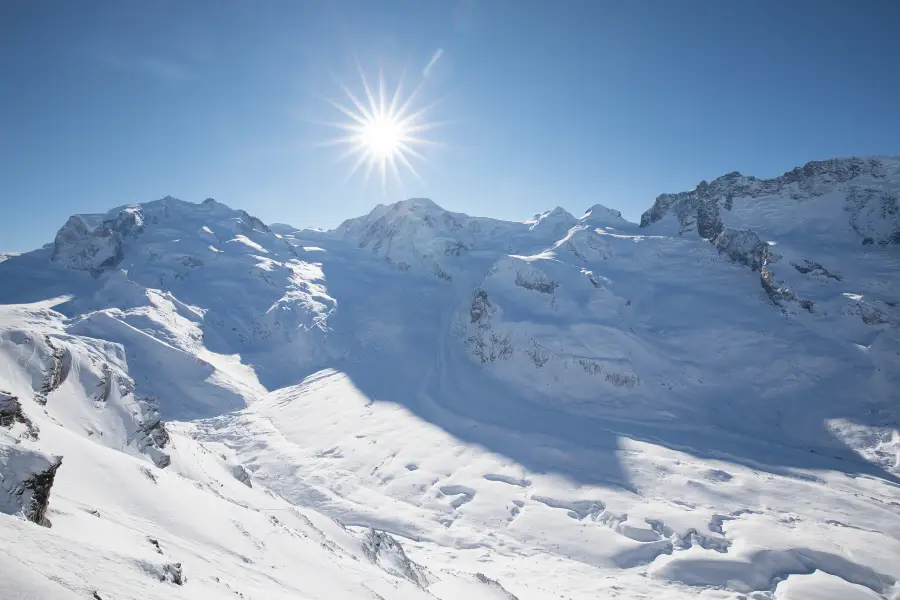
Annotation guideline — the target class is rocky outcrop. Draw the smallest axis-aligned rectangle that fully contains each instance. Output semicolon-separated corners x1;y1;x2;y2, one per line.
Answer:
474;573;520;600
162;562;184;585
35;336;69;406
712;228;768;270
0;444;62;527
361;529;428;588
238;211;270;234
466;290;513;363
470;290;492;324
0;392;38;438
51;215;123;275
131;398;171;468
514;270;558;294
640;157;899;245
231;464;252;488
791;259;841;281
51;206;145;275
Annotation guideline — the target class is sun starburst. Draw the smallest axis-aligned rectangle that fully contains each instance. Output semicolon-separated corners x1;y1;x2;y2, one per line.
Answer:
324;65;439;189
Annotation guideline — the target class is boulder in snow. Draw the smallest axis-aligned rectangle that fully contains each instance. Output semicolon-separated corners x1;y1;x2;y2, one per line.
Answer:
0;444;62;527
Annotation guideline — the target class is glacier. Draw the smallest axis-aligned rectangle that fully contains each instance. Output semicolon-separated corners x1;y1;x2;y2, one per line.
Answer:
1;158;899;599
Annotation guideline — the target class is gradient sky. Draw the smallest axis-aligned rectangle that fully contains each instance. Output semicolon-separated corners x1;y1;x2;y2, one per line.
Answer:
2;0;899;251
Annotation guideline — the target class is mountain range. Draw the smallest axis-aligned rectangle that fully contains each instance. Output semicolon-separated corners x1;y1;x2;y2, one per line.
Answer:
1;156;899;600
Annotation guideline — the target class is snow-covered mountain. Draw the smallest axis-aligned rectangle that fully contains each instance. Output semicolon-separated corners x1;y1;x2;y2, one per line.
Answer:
2;157;899;600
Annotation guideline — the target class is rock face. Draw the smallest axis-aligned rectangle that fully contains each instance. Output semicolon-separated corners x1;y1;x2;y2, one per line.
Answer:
231;464;252;488
51;215;124;275
0;444;62;527
50;205;148;276
474;573;520;600
639;157;900;246
466;290;512;364
35;336;69;405
639;157;900;312
361;529;428;588
50;208;151;277
0;391;38;438
0;392;26;428
162;562;184;585
131;398;171;469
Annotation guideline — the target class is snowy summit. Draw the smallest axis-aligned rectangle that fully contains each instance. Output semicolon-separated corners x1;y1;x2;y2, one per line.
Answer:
1;156;900;600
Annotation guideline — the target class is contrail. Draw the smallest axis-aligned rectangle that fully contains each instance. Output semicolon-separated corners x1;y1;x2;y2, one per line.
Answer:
423;48;444;76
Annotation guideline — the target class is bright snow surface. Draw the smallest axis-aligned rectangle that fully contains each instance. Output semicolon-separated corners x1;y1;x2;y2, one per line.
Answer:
1;159;900;599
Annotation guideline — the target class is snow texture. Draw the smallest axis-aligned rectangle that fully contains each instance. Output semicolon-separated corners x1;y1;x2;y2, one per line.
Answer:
1;157;899;599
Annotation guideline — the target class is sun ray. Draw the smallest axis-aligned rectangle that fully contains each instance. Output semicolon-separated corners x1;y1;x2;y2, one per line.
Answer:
337;82;375;123
356;62;380;120
378;69;388;120
341;146;372;184
392;75;429;122
324;63;440;188
325;98;369;127
387;152;402;185
396;141;428;163
394;149;425;184
388;64;407;118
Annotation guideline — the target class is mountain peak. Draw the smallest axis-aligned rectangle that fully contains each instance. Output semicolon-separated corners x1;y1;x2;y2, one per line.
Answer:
639;155;900;245
526;206;577;233
393;197;442;211
580;204;632;229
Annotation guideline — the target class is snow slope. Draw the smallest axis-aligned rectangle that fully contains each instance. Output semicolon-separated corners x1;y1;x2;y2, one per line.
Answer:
1;157;899;599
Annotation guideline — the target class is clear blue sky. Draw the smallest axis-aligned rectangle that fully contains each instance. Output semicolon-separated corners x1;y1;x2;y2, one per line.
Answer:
2;0;899;251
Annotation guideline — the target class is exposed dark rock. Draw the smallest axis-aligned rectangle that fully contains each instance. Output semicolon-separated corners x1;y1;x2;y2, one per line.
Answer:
51;216;123;275
525;340;550;368
641;158;896;245
175;255;204;268
35;336;69;406
712;228;768;270
467;326;513;363
51;206;147;275
0;445;62;527
760;265;794;306
95;364;113;405
443;240;469;256
148;538;163;554
474;573;520;600
163;562;184;585
238;210;271;233
361;529;428;588
470;290;492;324
0;392;37;437
433;264;453;281
140;466;158;483
605;371;639;388
103;206;145;238
515;271;558;294
792;260;841;281
131;398;171;468
232;464;253;488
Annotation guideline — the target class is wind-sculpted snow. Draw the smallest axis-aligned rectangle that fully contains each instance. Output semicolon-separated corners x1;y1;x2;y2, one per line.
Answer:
1;156;900;598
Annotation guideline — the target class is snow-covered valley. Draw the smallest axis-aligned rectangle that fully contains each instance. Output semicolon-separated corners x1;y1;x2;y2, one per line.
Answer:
2;156;899;599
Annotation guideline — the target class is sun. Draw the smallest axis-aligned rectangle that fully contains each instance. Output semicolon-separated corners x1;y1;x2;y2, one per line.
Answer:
361;116;403;159
323;65;439;188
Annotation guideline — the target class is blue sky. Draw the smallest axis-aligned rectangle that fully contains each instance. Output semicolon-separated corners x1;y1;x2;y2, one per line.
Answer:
2;0;899;251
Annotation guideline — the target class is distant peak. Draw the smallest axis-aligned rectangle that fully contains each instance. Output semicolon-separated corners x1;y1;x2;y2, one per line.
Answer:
392;197;443;211
526;206;577;233
528;207;576;223
582;204;623;220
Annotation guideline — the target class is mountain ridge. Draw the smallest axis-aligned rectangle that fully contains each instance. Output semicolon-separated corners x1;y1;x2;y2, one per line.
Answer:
2;155;900;600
